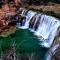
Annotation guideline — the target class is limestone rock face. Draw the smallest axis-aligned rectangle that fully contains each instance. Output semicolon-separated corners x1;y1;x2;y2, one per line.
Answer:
28;3;60;18
20;0;60;18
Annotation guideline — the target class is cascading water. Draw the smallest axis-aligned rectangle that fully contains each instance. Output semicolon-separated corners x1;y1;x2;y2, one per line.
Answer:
34;15;60;47
16;8;60;48
29;14;42;32
45;44;59;60
20;10;37;29
16;8;37;29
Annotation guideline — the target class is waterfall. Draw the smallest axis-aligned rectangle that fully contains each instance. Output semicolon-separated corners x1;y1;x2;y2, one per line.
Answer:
29;14;42;32
16;8;60;48
20;10;37;29
45;44;59;60
34;15;60;47
16;8;37;29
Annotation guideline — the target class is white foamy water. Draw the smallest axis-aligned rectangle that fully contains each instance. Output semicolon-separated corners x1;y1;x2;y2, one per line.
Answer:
17;10;37;29
16;8;60;48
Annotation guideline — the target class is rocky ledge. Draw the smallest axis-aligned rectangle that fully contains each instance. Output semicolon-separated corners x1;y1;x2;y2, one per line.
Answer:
25;3;60;19
0;26;16;37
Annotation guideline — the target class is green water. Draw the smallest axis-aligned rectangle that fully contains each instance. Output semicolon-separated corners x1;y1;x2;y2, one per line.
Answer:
0;29;48;60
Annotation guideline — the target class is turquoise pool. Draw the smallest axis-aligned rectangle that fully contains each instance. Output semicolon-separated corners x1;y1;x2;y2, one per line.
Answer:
0;29;49;60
